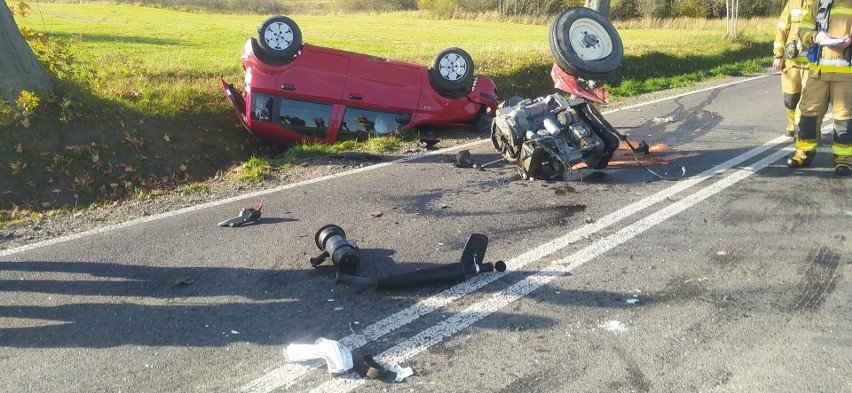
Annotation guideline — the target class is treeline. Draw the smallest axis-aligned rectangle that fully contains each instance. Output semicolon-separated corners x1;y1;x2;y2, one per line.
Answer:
608;0;776;19
105;0;784;18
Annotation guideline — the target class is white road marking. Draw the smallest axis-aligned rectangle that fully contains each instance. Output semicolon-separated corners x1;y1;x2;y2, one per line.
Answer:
0;140;483;258
240;74;782;392
0;75;770;260
310;141;795;393
0;74;789;392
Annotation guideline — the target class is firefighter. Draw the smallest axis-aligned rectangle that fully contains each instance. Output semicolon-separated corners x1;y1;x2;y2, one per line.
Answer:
773;0;812;138
788;0;852;175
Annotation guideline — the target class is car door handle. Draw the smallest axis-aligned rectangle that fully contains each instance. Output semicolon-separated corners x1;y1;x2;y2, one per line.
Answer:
348;94;362;100
281;84;296;91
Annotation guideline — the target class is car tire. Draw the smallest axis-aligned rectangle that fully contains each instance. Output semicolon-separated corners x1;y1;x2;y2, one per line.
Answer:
549;7;623;80
257;15;303;62
429;47;475;97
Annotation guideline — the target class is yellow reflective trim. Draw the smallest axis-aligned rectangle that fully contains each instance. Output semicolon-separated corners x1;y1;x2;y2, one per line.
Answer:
794;56;810;63
809;64;852;73
833;146;852;155
797;140;819;151
800;21;816;29
831;7;852;15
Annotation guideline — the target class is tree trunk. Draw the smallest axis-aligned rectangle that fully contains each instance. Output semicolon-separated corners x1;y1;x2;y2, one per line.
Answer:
584;0;611;18
0;5;54;102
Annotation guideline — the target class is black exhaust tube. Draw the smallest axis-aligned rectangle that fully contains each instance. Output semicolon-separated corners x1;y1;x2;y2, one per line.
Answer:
311;224;360;275
336;260;506;290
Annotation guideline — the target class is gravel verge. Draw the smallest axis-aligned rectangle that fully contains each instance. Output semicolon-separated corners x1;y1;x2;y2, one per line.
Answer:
0;74;768;253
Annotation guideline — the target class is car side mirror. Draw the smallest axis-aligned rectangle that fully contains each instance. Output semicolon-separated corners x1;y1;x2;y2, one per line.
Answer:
395;113;412;125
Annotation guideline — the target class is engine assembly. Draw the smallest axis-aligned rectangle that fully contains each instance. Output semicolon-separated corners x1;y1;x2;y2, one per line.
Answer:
491;93;620;180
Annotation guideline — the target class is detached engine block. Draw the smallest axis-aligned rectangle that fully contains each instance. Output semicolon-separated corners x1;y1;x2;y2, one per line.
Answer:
491;93;618;180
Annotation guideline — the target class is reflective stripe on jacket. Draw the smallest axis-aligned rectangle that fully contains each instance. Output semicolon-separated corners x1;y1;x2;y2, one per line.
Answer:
775;0;812;65
800;1;852;76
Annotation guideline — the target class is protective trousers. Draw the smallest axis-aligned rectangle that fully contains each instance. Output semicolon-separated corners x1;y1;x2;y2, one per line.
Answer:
782;64;810;133
794;72;852;167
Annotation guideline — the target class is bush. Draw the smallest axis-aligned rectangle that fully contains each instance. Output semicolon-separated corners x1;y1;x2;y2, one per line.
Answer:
417;0;582;17
333;0;417;12
609;0;776;19
611;0;641;19
675;0;710;18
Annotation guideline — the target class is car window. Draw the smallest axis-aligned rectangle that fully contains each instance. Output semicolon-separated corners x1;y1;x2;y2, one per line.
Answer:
339;108;406;141
278;98;333;140
251;94;275;122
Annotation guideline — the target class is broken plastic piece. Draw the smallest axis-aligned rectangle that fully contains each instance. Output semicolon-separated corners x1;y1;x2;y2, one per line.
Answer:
419;137;440;149
284;337;353;374
635;140;650;155
455;149;474;168
218;203;262;227
354;355;414;383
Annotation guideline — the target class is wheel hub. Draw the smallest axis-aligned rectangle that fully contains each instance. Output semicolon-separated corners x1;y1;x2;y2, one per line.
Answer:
568;19;613;61
439;54;468;81
264;22;294;50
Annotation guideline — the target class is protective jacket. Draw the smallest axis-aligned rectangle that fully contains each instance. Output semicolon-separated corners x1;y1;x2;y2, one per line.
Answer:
775;0;812;66
792;0;852;168
798;0;852;77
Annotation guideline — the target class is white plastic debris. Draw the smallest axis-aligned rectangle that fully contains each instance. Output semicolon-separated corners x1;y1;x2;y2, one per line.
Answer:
599;320;628;334
626;298;640;304
653;116;675;123
284;338;353;374
391;365;414;382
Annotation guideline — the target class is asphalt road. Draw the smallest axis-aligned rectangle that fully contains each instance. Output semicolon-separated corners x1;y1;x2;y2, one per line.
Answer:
1;74;850;393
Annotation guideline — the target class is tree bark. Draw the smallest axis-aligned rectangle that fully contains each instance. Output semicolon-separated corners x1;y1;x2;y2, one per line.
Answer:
584;0;611;18
0;5;54;102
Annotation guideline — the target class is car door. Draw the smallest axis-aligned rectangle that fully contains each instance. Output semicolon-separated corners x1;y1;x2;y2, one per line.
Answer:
341;55;422;112
274;49;349;103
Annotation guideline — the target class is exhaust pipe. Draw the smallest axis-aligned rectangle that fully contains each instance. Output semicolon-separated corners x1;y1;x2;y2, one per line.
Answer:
335;233;506;290
310;224;360;275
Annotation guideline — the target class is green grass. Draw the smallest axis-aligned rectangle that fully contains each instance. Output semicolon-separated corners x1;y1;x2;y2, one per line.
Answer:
239;155;273;182
14;4;775;106
1;3;777;212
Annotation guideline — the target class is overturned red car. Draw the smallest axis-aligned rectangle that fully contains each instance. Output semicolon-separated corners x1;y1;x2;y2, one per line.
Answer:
220;16;499;145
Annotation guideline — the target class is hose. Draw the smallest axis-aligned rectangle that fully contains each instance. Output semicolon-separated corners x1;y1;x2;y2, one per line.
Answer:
587;105;686;181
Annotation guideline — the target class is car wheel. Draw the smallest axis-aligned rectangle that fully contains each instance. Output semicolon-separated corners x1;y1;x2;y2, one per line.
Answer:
549;7;623;80
257;15;303;62
429;47;475;97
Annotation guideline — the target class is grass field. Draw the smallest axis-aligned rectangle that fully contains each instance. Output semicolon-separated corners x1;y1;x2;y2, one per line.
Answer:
15;4;775;107
0;3;776;216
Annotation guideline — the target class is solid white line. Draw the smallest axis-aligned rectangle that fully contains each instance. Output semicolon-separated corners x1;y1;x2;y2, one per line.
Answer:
245;135;792;392
311;137;796;393
0;140;484;258
0;74;770;259
238;74;776;392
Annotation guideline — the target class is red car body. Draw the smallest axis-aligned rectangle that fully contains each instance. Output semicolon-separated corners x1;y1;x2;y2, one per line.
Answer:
221;30;499;145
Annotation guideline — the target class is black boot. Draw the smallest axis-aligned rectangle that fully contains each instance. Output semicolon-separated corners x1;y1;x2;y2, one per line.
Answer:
836;164;852;176
786;151;814;168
